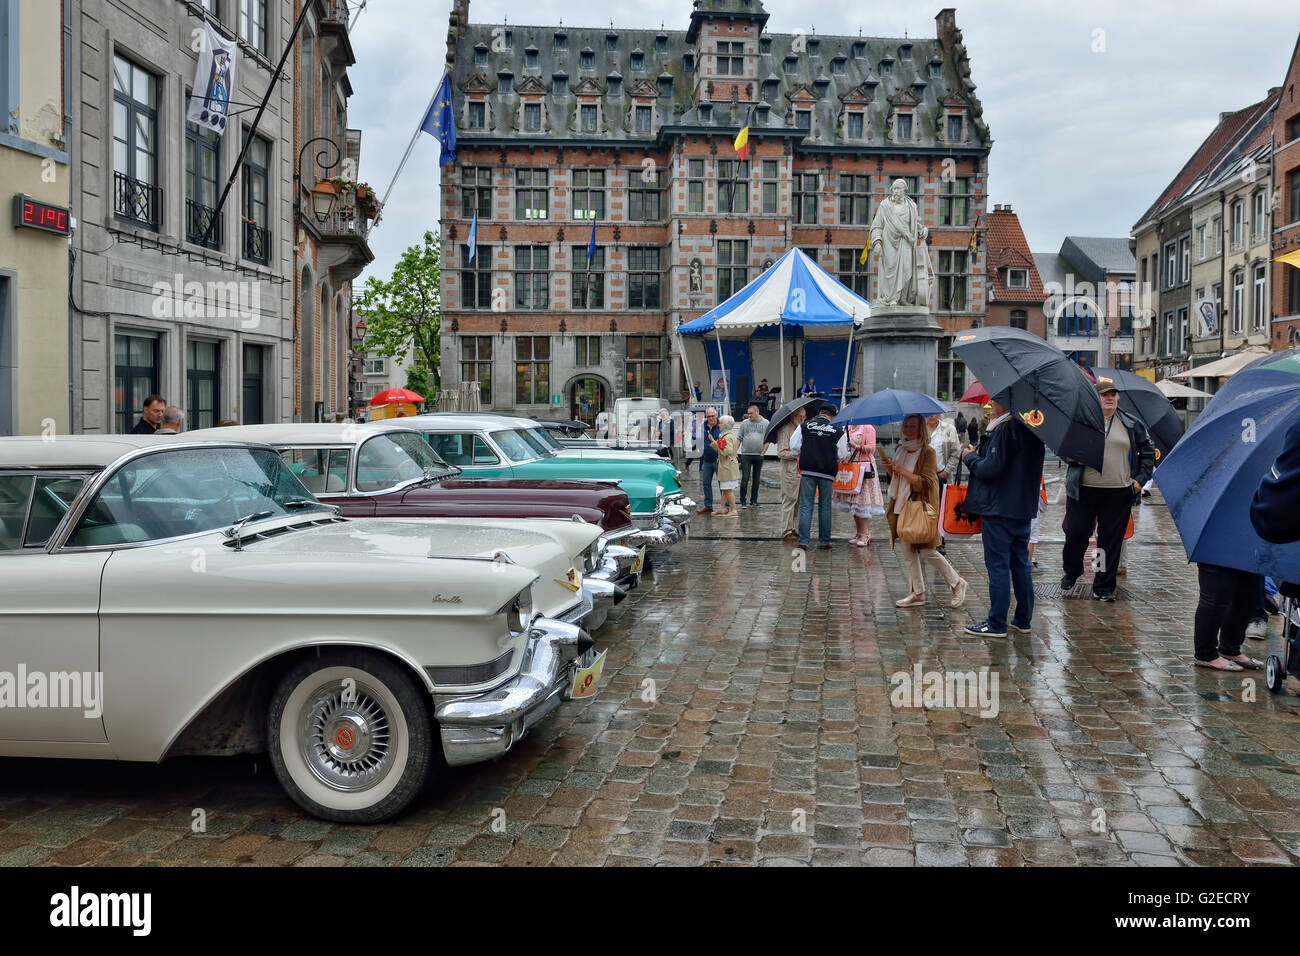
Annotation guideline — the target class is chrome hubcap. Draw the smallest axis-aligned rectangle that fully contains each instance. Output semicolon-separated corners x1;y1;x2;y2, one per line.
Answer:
300;680;394;792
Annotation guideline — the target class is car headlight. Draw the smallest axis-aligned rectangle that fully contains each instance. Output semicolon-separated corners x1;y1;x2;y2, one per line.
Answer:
497;586;534;635
582;540;604;574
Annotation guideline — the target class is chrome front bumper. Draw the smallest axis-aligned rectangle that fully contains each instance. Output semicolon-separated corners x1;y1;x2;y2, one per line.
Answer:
554;577;625;631
589;544;642;591
666;493;696;510
436;618;596;766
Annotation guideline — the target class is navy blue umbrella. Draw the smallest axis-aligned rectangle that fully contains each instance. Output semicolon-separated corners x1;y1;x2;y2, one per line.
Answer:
1155;350;1300;581
831;388;948;426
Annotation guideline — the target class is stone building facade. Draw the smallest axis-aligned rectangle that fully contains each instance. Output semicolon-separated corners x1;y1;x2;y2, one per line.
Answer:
0;0;71;436
68;0;296;433
1272;36;1300;349
437;0;991;421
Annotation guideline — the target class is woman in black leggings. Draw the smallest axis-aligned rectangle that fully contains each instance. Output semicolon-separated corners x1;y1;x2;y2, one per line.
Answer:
1194;563;1264;671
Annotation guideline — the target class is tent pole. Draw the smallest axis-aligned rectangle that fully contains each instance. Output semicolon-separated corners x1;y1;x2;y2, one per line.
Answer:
839;316;855;408
779;320;785;406
714;327;729;414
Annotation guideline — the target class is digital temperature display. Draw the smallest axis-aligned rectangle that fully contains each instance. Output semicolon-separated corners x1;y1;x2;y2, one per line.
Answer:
13;194;71;236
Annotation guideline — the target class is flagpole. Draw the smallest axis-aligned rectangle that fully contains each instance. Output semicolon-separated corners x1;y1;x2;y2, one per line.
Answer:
378;70;449;213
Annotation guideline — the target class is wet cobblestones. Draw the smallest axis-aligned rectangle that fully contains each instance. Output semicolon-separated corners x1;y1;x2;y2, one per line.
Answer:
2;468;1299;866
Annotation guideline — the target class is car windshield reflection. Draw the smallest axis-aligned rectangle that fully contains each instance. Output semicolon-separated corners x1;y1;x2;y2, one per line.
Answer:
493;428;551;463
356;432;458;492
67;446;329;547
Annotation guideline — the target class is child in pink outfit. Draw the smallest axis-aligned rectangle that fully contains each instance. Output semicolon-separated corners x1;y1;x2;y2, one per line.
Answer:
833;424;886;546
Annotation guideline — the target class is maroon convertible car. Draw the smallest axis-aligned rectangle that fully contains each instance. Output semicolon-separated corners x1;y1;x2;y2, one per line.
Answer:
186;423;646;590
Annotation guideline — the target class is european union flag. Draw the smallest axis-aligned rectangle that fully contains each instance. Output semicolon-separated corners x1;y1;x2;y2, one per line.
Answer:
420;75;456;166
586;218;597;263
467;211;478;263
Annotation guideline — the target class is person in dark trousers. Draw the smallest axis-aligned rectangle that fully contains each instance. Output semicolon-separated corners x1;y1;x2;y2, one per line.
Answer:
1192;565;1264;671
960;399;1045;637
1251;416;1300;545
736;404;769;508
696;407;721;514
790;404;843;550
131;394;165;434
1060;379;1156;601
966;410;981;447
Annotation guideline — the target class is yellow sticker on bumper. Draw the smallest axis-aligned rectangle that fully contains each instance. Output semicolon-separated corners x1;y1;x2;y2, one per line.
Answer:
570;649;607;699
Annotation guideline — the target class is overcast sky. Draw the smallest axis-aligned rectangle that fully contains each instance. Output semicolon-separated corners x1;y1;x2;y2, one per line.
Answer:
346;0;1300;284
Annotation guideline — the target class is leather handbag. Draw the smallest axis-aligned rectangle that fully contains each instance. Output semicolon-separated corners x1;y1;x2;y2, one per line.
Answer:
940;459;982;536
898;477;939;544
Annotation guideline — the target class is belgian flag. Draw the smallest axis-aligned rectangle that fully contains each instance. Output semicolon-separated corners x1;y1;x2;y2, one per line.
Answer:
733;110;751;161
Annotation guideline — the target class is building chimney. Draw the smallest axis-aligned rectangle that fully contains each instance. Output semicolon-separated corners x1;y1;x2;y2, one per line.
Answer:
935;8;957;52
450;0;470;40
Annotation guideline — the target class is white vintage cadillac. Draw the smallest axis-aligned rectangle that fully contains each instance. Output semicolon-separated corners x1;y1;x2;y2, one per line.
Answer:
0;436;608;822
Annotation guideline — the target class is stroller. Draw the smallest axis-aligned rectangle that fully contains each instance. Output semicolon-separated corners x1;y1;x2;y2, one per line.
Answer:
1265;585;1300;694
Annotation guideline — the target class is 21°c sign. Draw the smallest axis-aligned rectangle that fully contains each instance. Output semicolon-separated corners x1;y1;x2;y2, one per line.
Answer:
13;194;70;236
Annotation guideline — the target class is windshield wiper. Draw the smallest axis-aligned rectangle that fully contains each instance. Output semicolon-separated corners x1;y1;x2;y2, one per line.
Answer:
223;510;273;551
283;498;317;508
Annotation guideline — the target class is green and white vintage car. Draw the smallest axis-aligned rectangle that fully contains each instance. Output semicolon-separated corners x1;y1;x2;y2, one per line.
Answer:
377;413;693;551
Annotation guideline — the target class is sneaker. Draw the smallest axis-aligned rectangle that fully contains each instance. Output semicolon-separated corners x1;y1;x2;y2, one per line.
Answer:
1095;591;1116;603
1031;561;1042;574
1060;575;1078;590
1008;621;1031;634
964;621;1007;638
1246;619;1268;641
782;531;798;541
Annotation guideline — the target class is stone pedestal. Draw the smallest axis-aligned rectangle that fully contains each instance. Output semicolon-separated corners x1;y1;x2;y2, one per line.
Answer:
856;307;945;397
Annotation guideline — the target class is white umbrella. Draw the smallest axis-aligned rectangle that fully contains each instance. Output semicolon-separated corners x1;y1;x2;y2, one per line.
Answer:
1156;378;1214;400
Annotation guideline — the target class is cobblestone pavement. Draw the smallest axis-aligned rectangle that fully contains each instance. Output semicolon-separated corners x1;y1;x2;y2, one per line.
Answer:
3;463;1299;867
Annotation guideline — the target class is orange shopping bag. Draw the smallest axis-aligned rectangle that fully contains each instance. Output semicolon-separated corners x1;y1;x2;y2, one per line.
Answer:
941;459;982;536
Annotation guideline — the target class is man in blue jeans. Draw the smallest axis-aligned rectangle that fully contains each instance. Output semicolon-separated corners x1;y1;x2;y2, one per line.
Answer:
790;404;842;549
696;407;721;514
960;398;1045;637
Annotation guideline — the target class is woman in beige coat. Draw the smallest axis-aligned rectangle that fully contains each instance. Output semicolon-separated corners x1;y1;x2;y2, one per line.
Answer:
883;414;968;608
714;414;741;517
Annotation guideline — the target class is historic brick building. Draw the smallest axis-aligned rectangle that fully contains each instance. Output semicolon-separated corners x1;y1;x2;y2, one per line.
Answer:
438;0;991;420
1272;35;1300;349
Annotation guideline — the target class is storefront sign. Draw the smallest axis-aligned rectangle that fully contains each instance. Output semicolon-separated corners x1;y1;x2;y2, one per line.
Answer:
1110;337;1134;355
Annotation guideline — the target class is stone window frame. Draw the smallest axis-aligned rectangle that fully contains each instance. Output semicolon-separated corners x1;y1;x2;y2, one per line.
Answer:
514;168;549;220
571;168;606;221
838;173;870;226
513;246;551;310
936;249;969;311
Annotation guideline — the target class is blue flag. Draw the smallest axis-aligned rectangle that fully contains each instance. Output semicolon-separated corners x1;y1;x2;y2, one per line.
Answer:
420;75;456;166
586;218;597;263
467;211;478;263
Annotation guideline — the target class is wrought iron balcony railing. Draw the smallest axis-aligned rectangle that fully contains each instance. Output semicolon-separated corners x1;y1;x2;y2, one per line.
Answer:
114;171;162;229
185;198;222;249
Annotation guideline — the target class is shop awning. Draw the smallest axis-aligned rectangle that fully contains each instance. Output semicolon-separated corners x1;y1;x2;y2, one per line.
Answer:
1173;347;1271;380
1156;378;1214;399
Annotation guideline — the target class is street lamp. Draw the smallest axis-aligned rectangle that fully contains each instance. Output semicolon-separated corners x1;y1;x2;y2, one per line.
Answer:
295;136;341;225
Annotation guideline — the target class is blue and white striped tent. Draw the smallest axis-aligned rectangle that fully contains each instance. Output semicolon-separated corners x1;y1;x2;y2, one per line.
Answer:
678;247;871;334
676;248;871;408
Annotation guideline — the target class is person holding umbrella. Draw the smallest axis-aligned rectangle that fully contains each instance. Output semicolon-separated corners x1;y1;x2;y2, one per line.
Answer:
790;404;843;550
1060;378;1156;602
959;398;1045;637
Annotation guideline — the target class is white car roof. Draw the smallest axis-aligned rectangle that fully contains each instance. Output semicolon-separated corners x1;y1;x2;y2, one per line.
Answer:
387;413;536;432
0;435;253;469
186;422;410;445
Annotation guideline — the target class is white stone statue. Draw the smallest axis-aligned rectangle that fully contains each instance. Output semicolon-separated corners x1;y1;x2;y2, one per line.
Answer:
870;178;930;310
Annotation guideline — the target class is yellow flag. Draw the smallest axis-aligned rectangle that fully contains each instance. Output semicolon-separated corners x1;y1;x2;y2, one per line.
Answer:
1276;248;1300;269
858;235;871;266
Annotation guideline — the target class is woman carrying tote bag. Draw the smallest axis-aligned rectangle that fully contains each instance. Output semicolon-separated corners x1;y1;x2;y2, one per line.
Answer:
882;414;969;609
832;423;885;547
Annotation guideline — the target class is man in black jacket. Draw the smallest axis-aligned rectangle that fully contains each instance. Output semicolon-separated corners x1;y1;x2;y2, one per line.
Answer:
130;394;166;435
1061;379;1156;601
960;399;1045;637
791;405;843;550
1251;416;1300;545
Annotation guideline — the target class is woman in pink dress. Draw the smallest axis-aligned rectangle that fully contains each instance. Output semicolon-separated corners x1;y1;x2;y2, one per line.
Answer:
833;424;885;546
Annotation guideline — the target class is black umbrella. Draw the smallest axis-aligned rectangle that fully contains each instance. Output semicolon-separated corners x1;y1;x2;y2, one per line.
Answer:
763;396;824;445
1093;367;1183;460
951;326;1105;469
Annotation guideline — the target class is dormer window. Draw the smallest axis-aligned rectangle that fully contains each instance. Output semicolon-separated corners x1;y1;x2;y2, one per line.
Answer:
631;50;644;71
879;59;893;76
657;73;673;97
524;46;538;69
847;112;863;138
523;102;541;131
683;53;694;73
501;29;512;50
899;43;912;60
1007;268;1028;289
581;104;598;132
852;41;865;58
795;109;810;130
762;79;778;100
553;73;568;95
832;56;846;75
579;48;593;70
657;34;667;54
807;39;819;56
474;44;488;67
699;102;712;123
947;114;964;141
468;101;485;129
498;71;513;94
606;33;618;53
759;37;771;54
608;72;622;95
553;31;567;54
894;112;912;139
930;62;942;79
814;76;830;99
717;41;743;76
784;56;797;74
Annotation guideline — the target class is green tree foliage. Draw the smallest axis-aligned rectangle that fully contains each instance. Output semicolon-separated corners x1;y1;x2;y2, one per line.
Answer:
354;230;442;399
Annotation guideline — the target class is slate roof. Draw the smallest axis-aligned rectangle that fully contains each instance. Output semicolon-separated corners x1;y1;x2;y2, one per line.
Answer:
985;208;1044;302
450;14;989;151
1031;252;1069;291
1060;237;1135;282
